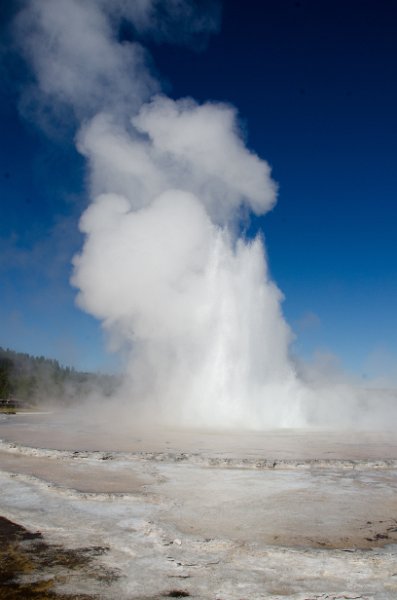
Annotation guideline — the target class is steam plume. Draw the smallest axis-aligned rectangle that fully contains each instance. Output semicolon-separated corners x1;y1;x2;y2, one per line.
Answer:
14;0;395;429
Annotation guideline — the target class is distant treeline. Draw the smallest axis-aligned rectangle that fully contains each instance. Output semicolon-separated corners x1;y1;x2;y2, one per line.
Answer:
0;347;117;405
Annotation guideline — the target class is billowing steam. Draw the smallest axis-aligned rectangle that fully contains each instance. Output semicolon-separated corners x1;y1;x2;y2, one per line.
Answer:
13;0;396;429
71;94;308;428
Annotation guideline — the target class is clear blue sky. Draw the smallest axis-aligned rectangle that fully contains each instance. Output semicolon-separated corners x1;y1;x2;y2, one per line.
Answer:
1;0;396;379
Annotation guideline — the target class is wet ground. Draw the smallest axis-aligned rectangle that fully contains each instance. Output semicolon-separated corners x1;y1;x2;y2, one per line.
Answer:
1;412;397;599
1;411;397;459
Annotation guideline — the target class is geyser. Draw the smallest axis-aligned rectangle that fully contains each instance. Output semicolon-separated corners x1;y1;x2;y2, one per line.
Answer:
14;0;305;428
72;100;305;428
14;0;395;430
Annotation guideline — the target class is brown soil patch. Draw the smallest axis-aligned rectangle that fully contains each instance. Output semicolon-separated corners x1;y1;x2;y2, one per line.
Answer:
0;516;117;599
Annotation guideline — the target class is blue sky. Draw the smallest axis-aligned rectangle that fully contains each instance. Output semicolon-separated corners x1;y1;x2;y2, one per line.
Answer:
1;0;396;379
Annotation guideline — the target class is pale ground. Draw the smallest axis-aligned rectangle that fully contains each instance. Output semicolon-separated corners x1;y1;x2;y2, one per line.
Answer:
1;411;397;599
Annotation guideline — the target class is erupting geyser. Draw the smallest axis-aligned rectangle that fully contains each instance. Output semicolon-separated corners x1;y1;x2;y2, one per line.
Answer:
3;4;396;598
14;0;395;430
14;0;308;428
72;101;305;428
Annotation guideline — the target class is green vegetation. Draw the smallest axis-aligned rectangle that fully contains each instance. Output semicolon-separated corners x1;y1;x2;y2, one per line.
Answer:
0;347;117;407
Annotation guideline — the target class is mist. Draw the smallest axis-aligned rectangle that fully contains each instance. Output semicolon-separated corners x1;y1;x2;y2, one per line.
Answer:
12;0;396;430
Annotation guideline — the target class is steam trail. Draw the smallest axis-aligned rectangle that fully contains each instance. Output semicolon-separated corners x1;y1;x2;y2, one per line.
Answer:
14;0;395;429
11;0;305;428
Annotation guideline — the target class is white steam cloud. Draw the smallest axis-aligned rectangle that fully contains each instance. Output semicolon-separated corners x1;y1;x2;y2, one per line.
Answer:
14;0;396;429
